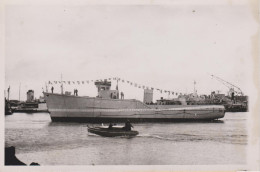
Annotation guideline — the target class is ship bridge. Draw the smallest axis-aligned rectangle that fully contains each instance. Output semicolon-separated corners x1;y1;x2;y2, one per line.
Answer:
95;80;119;99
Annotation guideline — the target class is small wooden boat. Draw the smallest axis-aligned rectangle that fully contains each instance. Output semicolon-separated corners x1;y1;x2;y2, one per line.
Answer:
87;125;139;137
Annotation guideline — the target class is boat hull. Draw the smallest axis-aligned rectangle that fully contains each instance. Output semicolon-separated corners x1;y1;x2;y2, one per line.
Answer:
88;127;139;137
44;93;225;123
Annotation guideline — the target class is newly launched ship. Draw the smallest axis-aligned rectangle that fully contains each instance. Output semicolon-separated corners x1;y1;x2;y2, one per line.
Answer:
43;80;225;123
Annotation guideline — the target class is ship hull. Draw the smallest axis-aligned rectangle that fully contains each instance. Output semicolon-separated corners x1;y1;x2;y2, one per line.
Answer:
44;93;225;123
51;117;223;123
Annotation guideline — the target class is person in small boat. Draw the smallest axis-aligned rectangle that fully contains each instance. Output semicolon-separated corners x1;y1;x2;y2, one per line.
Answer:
108;123;113;130
123;120;133;131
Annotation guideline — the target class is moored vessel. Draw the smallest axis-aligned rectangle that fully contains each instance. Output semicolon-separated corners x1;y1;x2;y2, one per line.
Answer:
5;98;13;115
43;80;225;122
87;125;139;137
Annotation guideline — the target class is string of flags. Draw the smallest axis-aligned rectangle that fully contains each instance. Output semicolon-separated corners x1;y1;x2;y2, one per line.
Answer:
47;77;182;95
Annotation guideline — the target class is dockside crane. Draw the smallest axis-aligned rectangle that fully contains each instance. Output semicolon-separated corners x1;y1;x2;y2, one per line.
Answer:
210;74;244;96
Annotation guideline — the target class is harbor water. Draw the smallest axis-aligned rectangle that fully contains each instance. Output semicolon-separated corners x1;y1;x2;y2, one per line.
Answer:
5;112;247;165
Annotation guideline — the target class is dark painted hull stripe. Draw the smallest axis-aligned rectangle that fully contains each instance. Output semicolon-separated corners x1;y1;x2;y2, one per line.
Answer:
51;117;223;123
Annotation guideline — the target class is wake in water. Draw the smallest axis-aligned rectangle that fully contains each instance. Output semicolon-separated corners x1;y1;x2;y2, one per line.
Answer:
137;133;205;142
137;133;177;141
137;133;247;145
87;133;99;137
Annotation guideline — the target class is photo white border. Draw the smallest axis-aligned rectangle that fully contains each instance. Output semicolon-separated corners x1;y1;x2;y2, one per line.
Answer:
0;0;259;171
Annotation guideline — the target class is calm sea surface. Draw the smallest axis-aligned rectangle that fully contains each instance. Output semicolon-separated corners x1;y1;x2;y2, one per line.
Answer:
5;112;247;165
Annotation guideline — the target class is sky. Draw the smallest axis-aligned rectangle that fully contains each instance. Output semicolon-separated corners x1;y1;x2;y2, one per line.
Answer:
4;2;257;101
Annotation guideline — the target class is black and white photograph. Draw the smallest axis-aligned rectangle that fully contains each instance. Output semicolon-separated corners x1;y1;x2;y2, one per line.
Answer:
1;0;259;171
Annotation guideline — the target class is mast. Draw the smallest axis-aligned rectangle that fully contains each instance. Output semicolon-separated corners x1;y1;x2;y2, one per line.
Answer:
18;84;20;101
193;80;196;95
61;74;64;94
7;86;10;101
45;82;48;92
116;77;119;99
116;78;119;91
